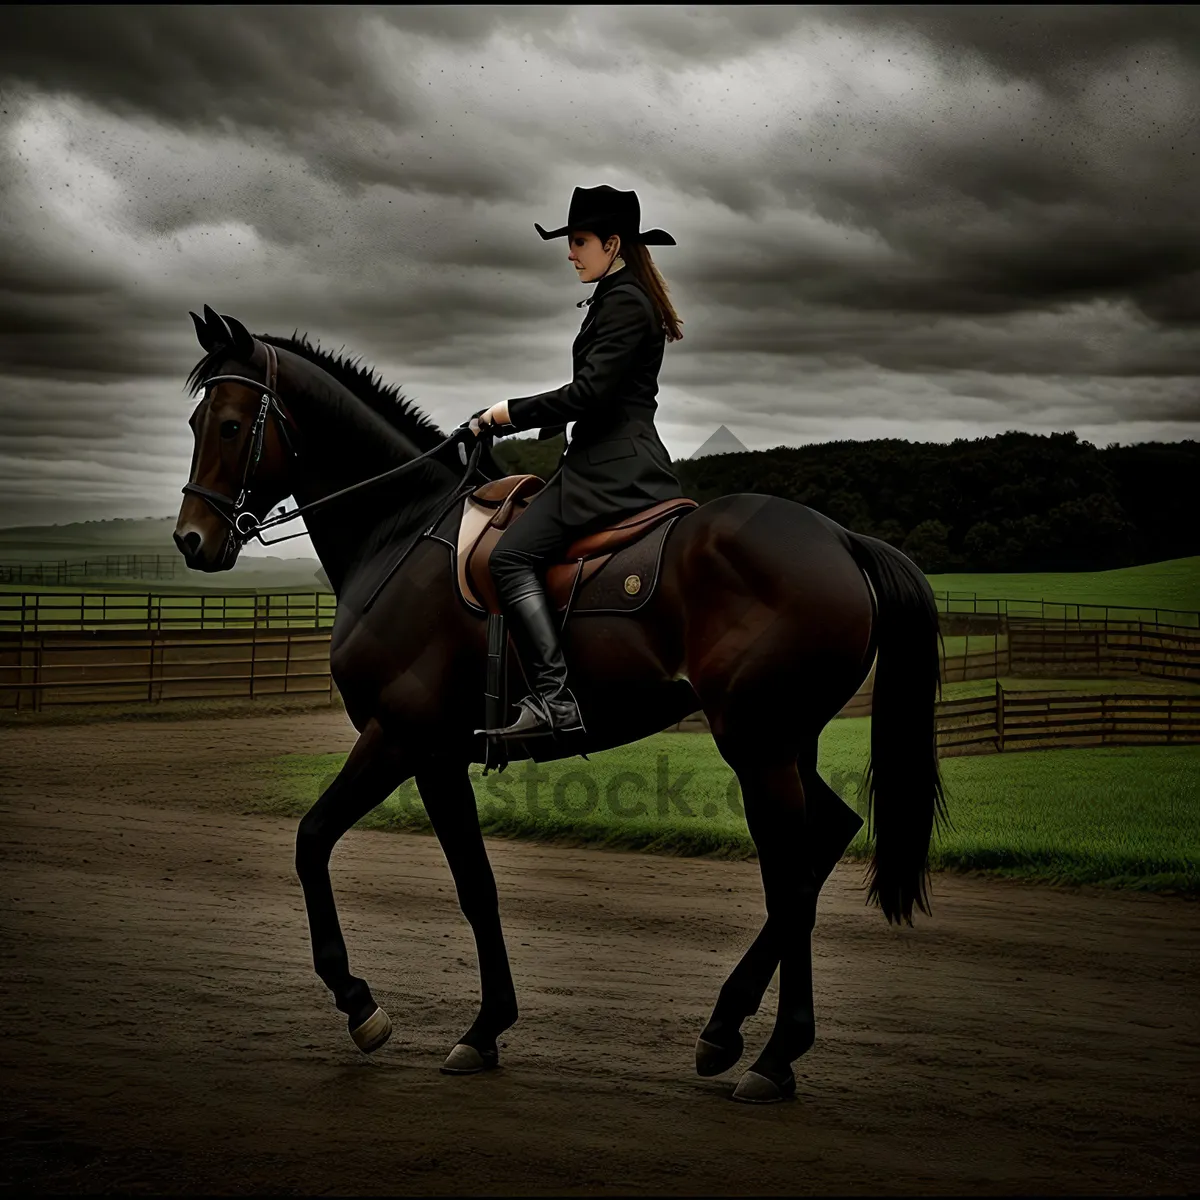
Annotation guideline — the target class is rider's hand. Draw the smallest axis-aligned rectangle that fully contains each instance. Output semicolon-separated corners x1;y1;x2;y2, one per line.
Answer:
469;401;510;436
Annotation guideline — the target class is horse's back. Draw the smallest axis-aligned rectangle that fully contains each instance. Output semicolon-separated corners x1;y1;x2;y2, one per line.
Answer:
666;492;867;603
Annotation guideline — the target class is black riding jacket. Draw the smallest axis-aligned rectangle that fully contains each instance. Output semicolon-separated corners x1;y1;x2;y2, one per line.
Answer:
504;269;683;525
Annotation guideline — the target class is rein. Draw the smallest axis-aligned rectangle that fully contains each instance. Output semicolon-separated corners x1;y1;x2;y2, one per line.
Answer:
183;339;496;549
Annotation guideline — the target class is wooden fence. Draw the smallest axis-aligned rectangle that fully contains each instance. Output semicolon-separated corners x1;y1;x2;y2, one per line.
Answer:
4;587;1195;634
1007;618;1199;682
675;684;1200;756
936;685;1200;756
2;602;1197;725
9;627;1196;759
0;555;182;585
0;631;996;714
0;628;334;710
933;592;1199;628
0;589;336;635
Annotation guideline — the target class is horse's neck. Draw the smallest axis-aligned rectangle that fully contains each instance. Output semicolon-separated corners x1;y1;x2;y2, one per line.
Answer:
278;361;447;596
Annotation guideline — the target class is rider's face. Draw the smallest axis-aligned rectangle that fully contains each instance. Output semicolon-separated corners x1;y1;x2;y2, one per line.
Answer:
567;229;621;283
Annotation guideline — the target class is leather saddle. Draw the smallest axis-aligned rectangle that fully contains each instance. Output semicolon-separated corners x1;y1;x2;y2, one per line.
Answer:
429;474;698;619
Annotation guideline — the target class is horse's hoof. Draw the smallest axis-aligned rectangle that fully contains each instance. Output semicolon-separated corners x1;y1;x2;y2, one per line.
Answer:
696;1032;744;1077
440;1042;499;1074
731;1068;796;1104
349;1006;392;1054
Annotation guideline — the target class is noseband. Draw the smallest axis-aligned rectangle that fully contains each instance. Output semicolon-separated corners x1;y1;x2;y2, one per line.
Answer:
182;342;302;539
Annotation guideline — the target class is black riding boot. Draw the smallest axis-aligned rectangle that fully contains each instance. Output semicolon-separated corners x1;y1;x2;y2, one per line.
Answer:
485;585;585;739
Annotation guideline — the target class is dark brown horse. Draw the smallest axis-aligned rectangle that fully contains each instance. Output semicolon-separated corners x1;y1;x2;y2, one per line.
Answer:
175;305;945;1104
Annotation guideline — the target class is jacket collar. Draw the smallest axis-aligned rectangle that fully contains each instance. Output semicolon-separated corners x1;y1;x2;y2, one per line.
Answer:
577;263;638;309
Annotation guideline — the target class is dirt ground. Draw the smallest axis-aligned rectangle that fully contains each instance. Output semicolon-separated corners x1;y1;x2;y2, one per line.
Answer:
1;709;1196;1195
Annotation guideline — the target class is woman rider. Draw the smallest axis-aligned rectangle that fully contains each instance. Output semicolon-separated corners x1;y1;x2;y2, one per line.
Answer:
469;184;685;741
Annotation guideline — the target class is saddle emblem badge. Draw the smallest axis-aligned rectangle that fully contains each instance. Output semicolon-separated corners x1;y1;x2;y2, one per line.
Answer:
624;574;641;595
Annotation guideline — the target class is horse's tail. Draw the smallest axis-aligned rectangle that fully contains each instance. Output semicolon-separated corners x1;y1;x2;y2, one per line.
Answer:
844;531;947;925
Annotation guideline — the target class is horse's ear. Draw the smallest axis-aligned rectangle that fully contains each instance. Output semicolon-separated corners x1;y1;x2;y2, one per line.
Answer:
221;314;256;362
190;309;222;352
201;304;232;350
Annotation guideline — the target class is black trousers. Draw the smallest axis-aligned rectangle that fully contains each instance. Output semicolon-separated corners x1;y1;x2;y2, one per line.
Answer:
490;477;615;609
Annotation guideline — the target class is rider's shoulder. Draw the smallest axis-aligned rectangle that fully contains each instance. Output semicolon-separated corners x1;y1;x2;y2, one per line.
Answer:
597;278;654;323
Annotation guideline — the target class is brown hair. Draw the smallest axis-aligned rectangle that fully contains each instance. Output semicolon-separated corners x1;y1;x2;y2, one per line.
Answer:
591;226;684;343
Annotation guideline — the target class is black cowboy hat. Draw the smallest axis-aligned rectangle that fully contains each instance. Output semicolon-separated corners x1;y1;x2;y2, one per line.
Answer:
534;185;676;246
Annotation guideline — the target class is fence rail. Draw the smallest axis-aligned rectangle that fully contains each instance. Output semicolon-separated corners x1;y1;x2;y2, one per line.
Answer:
2;585;1196;634
676;685;1200;755
0;590;337;634
0;628;334;710
1007;618;1198;683
932;591;1199;628
935;685;1200;756
0;555;182;585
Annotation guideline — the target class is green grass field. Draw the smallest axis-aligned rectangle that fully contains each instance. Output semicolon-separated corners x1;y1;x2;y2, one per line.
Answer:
257;724;1199;894
928;556;1200;618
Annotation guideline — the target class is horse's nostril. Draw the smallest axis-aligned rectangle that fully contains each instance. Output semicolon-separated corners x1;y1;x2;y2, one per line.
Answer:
174;530;203;558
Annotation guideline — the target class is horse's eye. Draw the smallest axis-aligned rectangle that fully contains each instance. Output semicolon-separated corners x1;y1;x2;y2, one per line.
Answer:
220;420;241;440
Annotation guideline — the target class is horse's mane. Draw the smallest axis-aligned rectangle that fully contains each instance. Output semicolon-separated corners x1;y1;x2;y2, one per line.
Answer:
186;330;448;453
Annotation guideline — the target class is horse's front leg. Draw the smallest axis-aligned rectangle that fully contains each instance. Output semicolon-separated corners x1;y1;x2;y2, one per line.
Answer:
295;717;412;1053
416;757;518;1074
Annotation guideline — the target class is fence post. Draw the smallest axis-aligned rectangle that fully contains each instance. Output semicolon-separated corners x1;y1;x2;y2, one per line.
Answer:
33;635;43;713
996;680;1004;753
283;626;292;696
250;598;259;700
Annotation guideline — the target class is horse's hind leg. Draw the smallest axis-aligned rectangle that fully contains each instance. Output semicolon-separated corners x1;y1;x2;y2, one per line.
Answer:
696;737;863;1081
797;735;864;887
708;738;821;1103
695;915;781;1077
295;718;412;1053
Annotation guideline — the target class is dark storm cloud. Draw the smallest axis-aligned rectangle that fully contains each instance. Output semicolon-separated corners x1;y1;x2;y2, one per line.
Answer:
1;4;1199;531
817;5;1200;84
0;5;407;132
656;5;1200;333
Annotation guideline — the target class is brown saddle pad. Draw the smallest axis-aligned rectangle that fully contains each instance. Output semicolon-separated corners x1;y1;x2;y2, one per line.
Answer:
426;475;697;618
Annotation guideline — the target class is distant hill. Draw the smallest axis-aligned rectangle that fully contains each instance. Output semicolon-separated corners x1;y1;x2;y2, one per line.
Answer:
0;516;178;558
691;425;748;458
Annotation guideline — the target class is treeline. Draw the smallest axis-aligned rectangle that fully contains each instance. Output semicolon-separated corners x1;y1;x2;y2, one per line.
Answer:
492;431;1199;572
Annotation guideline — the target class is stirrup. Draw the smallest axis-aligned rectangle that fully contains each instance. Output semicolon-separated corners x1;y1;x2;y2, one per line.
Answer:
485;692;584;740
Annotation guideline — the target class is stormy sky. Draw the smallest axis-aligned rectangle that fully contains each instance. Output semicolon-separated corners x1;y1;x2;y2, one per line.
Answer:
1;4;1198;544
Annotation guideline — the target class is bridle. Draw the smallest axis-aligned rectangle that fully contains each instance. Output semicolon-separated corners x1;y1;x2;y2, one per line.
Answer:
182;337;495;549
182;342;302;540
